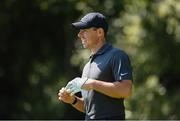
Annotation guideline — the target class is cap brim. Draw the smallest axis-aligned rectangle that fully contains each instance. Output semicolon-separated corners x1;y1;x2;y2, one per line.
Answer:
72;21;90;29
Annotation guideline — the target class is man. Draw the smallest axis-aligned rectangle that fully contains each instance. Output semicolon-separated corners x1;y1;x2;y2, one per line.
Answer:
58;12;133;120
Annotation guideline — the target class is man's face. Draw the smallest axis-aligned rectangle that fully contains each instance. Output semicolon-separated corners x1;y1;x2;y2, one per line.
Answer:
78;27;98;49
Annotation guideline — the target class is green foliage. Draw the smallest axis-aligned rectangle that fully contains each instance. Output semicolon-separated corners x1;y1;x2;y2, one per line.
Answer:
0;0;180;120
110;0;180;119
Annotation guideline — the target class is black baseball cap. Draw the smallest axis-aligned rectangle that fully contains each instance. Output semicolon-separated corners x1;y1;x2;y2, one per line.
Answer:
72;12;108;33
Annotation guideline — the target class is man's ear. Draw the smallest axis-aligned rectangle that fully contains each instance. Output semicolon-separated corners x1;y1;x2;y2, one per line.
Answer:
97;28;104;37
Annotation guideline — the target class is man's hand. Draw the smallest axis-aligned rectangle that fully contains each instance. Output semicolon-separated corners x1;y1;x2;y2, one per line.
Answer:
65;77;88;95
58;87;76;104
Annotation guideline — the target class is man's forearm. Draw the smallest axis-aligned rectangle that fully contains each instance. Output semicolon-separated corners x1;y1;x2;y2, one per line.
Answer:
92;79;132;98
71;97;85;113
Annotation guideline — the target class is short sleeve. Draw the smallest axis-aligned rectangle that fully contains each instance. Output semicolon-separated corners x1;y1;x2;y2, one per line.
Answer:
111;50;133;81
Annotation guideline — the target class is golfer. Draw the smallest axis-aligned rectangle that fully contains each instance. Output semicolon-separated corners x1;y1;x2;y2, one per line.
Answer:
58;12;133;120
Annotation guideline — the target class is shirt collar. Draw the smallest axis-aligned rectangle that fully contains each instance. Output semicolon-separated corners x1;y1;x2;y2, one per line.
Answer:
90;42;112;58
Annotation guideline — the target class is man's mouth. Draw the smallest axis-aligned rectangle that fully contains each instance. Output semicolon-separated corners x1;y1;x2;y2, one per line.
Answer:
82;40;87;44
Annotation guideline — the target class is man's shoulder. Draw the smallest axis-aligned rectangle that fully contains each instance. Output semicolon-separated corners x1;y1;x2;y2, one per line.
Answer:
110;46;128;57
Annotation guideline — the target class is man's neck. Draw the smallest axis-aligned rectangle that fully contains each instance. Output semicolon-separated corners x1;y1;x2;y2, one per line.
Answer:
90;40;105;55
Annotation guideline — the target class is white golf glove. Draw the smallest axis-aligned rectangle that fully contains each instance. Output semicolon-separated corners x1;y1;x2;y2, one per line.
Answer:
65;77;88;95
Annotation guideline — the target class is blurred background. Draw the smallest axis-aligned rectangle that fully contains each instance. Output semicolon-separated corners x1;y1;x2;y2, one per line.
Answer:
0;0;180;120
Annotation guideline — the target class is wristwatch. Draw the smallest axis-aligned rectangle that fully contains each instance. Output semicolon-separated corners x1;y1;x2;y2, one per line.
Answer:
72;97;77;105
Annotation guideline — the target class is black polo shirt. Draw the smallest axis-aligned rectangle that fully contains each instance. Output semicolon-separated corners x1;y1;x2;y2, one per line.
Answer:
81;43;133;120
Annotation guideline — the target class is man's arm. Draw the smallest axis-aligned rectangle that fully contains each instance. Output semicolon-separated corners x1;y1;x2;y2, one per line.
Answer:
82;79;132;98
71;96;85;113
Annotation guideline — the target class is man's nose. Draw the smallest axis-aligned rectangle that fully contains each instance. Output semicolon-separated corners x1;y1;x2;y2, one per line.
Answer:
78;32;81;38
78;31;83;38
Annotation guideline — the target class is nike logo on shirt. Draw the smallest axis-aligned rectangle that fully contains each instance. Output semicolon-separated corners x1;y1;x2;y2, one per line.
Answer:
120;73;128;76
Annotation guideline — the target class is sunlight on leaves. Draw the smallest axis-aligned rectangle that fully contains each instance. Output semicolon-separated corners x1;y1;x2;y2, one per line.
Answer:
145;75;159;89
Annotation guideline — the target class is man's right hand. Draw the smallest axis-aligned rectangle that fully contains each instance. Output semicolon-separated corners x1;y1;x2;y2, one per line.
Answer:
58;87;75;104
